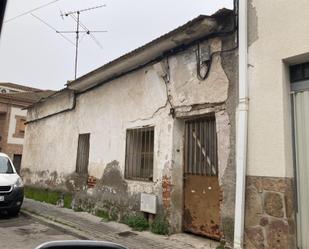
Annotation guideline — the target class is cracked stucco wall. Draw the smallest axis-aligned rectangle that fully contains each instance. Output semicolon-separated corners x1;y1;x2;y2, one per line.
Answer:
22;33;237;240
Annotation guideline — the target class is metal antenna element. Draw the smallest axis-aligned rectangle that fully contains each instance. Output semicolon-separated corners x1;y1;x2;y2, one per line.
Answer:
59;4;107;79
60;4;106;18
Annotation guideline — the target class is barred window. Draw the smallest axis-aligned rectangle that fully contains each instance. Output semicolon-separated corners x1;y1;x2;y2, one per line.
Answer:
184;117;218;176
125;127;154;181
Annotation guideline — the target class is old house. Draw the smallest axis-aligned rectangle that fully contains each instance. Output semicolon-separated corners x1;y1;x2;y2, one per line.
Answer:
21;9;238;244
18;1;309;248
0;82;53;172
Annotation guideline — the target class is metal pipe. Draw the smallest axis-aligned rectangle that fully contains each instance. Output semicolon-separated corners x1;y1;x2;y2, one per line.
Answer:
74;11;80;79
233;0;249;248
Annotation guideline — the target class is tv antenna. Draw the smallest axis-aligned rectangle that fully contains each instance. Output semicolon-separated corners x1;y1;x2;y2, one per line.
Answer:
59;4;107;79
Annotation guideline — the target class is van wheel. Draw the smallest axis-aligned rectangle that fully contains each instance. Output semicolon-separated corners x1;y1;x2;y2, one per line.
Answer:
8;207;20;217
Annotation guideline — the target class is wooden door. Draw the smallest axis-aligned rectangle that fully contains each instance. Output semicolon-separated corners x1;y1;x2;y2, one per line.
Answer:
76;133;90;174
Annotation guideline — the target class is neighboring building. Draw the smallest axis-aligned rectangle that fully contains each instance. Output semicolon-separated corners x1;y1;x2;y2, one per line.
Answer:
244;0;309;248
0;82;40;93
0;82;53;172
21;9;238;244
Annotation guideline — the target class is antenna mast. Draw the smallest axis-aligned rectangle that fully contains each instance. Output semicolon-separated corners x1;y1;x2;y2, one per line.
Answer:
59;4;107;79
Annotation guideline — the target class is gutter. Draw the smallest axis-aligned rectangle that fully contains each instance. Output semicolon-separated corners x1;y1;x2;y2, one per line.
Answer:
233;0;249;248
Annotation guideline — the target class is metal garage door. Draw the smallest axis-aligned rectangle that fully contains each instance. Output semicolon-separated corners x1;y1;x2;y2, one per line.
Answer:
183;117;221;240
292;87;309;249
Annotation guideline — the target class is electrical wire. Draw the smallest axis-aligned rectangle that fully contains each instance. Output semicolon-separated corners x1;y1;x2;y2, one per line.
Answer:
31;13;75;47
196;44;238;81
196;5;239;81
4;0;61;23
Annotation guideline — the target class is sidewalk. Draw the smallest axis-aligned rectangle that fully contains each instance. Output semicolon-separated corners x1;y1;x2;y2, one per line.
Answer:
22;198;220;249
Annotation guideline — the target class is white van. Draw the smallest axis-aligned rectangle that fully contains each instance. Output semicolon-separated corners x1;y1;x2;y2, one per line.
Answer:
0;153;24;216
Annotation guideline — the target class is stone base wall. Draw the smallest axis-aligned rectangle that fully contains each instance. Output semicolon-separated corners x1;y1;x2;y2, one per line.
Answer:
244;176;296;249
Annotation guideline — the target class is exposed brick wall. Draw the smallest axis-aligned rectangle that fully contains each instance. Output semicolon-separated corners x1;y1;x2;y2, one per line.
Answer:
244;176;296;249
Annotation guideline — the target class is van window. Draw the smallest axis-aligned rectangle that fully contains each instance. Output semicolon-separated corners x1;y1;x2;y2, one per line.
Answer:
0;157;14;174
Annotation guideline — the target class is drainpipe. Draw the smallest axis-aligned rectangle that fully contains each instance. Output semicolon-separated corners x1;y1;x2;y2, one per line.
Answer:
233;0;248;248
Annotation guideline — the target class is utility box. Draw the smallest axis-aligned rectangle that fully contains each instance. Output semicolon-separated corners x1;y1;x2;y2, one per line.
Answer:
140;193;157;214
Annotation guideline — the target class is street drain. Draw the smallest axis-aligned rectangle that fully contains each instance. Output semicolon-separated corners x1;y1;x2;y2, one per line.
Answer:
118;231;137;237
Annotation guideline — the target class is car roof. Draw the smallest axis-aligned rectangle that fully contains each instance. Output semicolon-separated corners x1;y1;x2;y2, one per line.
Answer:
0;153;10;158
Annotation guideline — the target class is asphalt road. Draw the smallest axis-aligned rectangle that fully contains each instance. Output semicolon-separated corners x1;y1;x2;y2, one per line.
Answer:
0;211;81;249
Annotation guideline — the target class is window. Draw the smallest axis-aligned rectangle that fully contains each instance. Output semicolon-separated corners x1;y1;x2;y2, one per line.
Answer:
290;62;309;82
76;133;90;174
13;154;22;174
13;116;26;138
19;118;26;133
125;127;154;181
290;62;309;92
0;156;14;174
184;117;218;176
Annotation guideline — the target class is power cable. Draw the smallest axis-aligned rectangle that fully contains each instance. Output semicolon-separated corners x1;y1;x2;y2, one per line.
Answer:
4;0;61;23
31;13;75;46
196;5;239;81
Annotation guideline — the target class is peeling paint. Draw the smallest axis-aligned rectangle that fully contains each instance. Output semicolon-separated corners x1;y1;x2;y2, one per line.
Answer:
215;110;231;185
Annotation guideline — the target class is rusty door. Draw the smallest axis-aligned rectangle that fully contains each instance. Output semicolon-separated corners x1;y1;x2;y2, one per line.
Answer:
183;117;221;240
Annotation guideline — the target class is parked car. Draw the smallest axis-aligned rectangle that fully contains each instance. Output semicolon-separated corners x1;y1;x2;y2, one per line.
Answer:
0;153;24;216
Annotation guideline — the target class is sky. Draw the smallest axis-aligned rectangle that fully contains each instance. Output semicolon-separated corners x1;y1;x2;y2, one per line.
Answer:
0;0;233;90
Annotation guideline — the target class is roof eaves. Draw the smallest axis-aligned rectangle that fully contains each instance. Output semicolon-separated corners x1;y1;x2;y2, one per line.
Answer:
22;89;68;109
67;10;234;92
0;82;42;92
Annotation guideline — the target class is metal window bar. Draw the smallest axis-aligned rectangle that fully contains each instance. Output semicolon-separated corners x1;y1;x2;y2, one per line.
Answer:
125;127;154;181
184;117;218;176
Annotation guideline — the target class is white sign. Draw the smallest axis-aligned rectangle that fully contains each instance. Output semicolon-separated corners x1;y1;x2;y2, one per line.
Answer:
140;193;157;214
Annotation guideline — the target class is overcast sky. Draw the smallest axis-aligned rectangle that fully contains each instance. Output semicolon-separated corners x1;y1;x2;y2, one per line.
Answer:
0;0;233;90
